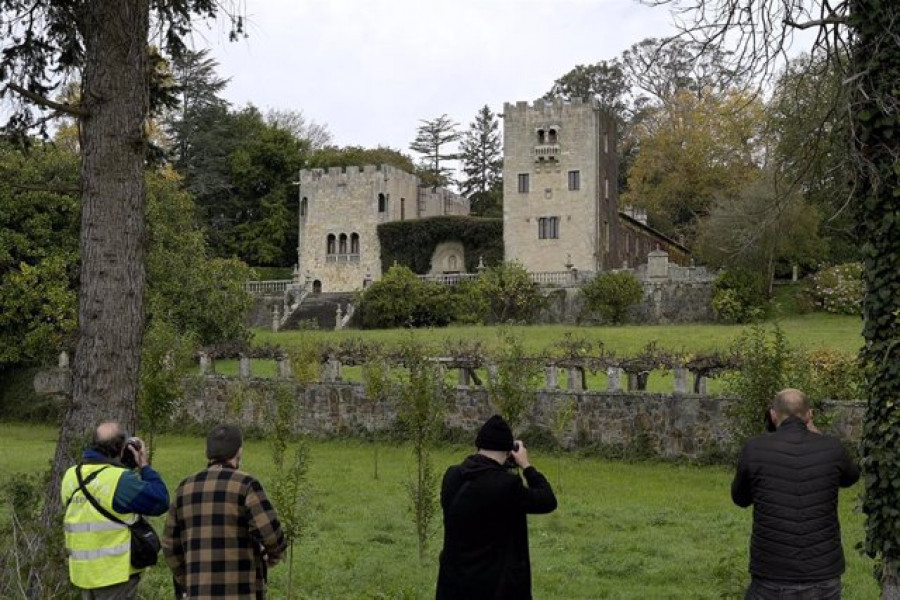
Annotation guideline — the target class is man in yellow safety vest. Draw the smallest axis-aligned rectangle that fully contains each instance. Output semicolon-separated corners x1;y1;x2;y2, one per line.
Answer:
61;421;170;599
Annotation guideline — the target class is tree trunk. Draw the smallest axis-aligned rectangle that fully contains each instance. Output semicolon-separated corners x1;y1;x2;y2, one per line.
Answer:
848;0;900;595
41;0;150;525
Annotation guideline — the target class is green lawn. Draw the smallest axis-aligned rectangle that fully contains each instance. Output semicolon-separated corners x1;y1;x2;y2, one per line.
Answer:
253;313;863;356
0;424;877;599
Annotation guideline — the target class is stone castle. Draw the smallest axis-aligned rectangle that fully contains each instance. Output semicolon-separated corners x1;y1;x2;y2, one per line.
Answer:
296;165;468;293
294;97;685;293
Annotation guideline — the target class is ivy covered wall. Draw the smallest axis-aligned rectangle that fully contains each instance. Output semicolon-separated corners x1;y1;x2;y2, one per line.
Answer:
377;216;503;274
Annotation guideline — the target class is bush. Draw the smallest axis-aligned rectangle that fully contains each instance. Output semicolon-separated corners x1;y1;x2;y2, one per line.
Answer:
712;269;766;323
804;263;863;315
357;266;454;329
471;261;545;324
580;271;644;324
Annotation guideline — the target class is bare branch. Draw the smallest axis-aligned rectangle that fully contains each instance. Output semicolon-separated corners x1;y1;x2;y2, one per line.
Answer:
784;16;846;30
5;83;89;118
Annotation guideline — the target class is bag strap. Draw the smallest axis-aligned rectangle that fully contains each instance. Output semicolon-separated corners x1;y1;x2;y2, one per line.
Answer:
75;464;129;526
64;465;109;510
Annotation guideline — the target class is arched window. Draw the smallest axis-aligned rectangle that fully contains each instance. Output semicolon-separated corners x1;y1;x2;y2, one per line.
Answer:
548;128;558;144
326;234;336;255
537;129;545;144
300;197;308;217
313;280;322;294
350;233;360;255
378;193;387;213
339;233;348;254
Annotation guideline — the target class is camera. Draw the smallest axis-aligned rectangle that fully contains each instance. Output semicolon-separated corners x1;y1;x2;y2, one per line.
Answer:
121;437;142;469
503;442;521;469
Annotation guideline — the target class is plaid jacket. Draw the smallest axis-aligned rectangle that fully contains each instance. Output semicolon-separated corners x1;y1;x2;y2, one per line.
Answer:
162;465;287;599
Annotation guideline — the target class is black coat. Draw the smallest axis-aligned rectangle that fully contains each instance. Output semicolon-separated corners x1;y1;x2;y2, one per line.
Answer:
436;454;557;600
731;417;860;583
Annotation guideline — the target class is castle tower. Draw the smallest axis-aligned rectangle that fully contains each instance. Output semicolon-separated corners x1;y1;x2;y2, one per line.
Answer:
502;98;620;273
296;165;468;293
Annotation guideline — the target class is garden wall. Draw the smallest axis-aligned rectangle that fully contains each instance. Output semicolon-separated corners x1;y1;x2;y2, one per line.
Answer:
179;378;864;459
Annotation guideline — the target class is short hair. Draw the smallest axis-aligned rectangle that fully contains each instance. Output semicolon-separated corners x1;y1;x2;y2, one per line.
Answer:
772;388;810;419
206;424;243;462
92;420;126;458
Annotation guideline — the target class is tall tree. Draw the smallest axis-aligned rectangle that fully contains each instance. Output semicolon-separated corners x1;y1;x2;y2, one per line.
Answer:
459;105;502;216
645;0;900;593
622;90;765;243
544;60;630;119
409;114;460;189
167;48;231;164
266;108;332;150
0;3;244;593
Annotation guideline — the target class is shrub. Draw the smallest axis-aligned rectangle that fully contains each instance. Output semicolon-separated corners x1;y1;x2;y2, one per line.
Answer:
357;266;454;329
472;261;545;324
712;269;766;323
580;271;644;324
805;263;863;315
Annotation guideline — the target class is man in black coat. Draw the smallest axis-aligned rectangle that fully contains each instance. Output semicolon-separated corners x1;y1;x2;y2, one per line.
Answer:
436;415;557;600
732;388;860;599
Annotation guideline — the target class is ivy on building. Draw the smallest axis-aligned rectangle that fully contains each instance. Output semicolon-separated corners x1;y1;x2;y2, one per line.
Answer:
377;216;503;274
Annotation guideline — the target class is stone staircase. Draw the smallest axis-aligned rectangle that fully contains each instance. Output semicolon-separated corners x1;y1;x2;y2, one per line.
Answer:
280;292;355;330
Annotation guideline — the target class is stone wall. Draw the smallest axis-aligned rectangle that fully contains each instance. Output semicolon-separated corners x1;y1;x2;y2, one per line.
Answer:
179;377;865;459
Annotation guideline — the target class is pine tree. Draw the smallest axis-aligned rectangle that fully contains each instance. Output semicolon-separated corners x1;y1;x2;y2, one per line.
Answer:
409;114;460;188
459;105;503;216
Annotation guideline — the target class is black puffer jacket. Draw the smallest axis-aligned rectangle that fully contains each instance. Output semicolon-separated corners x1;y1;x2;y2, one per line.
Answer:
731;417;860;582
436;454;557;600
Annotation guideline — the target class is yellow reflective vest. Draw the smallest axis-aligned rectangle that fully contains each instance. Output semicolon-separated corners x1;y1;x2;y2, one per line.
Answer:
61;464;140;589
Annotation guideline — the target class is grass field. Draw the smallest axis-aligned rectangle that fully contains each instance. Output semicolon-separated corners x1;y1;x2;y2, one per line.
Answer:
0;423;877;599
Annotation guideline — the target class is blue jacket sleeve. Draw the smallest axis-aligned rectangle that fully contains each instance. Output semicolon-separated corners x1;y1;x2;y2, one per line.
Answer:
113;466;170;516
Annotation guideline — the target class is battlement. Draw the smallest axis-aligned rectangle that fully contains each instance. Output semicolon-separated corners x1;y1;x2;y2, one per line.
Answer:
503;97;616;122
298;164;419;185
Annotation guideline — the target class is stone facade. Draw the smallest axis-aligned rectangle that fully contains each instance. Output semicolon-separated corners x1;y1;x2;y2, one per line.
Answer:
296;165;468;293
502;98;688;274
179;376;865;459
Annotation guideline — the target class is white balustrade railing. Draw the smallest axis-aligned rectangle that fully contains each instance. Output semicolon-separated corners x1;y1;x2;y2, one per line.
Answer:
245;280;292;294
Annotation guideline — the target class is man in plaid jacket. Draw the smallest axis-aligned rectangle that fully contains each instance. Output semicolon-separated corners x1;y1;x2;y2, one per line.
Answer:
162;425;287;599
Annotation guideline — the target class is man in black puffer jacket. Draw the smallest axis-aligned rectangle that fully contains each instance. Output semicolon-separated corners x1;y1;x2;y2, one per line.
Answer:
732;388;860;599
436;415;557;600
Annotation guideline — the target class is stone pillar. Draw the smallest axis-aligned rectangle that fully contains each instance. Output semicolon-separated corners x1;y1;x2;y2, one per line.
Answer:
567;367;583;391
694;374;708;395
199;352;212;376
545;366;558;389
335;306;343;331
239;355;251;379
607;367;622;392
272;305;281;332
486;364;498;386
322;357;342;382
647;249;670;280
674;367;688;395
792;264;799;282
458;367;471;386
58;351;70;369
277;355;292;378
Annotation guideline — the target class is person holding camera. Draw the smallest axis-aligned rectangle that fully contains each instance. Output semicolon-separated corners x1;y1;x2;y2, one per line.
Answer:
732;388;860;599
162;424;286;599
61;420;170;599
436;414;558;600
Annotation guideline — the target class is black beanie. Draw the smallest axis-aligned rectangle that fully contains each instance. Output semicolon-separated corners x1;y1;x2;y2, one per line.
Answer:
206;424;243;461
475;415;514;451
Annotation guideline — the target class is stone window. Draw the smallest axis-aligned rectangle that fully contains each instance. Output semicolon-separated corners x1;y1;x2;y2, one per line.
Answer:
537;128;545;144
326;234;336;255
378;193;387;213
350;233;360;255
300;197;308;217
313;280;322;294
339;233;348;254
538;216;559;239
517;173;530;193
604;221;610;252
604;131;609;154
568;170;580;191
604;177;609;199
548;128;558;144
400;198;406;220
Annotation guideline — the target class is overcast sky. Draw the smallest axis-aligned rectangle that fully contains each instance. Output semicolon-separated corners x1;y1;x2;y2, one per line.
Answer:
200;0;679;154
